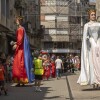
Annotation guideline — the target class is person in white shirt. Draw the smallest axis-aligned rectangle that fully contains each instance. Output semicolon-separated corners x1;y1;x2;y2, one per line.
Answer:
55;56;63;79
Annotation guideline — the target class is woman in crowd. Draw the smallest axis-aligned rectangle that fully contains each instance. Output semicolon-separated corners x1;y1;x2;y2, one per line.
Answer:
50;60;56;78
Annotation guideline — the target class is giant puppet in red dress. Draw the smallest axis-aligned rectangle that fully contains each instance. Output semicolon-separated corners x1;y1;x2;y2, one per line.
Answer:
12;27;28;83
12;17;34;85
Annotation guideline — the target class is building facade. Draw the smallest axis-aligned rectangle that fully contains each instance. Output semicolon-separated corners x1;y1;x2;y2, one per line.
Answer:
0;0;16;55
69;0;89;51
21;0;42;50
0;0;41;55
22;0;41;49
96;0;100;21
40;0;70;54
40;0;90;55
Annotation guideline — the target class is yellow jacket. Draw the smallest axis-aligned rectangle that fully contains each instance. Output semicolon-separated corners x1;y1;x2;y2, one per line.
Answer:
34;58;44;75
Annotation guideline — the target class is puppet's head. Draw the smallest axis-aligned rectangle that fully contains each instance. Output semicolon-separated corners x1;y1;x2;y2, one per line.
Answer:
15;16;24;26
87;9;96;21
40;51;50;61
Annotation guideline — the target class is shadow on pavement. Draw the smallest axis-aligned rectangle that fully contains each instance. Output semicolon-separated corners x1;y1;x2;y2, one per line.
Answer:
0;86;53;100
82;88;100;91
43;96;61;99
33;87;56;100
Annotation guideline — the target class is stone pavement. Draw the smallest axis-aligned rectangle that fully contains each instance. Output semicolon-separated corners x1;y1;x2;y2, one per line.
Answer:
67;71;100;100
40;75;69;100
0;71;100;100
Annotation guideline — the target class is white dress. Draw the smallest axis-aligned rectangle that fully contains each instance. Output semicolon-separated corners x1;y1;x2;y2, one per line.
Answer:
77;21;100;85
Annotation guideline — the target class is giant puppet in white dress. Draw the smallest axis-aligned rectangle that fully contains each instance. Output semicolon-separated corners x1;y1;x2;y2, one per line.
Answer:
77;21;100;86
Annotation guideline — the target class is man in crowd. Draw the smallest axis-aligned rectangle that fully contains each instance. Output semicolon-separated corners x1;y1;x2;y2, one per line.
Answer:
55;56;63;79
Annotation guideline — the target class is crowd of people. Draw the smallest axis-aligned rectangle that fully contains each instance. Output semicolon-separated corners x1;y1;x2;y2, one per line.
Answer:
33;53;80;91
0;51;80;93
0;53;13;83
0;53;13;95
41;53;81;80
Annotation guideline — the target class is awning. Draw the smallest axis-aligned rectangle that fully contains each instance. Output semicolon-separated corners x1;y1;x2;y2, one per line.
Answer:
41;49;80;53
0;24;11;32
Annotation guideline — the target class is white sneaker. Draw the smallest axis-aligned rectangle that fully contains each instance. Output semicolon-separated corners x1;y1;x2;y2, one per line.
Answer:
37;89;42;92
37;87;42;92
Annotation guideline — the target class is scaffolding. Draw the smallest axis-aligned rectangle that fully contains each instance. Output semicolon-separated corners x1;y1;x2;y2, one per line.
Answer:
41;0;70;35
69;0;89;40
40;0;90;50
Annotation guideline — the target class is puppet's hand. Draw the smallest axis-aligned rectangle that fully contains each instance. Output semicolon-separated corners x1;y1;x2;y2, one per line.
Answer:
10;41;15;46
12;44;17;50
89;37;93;44
86;36;89;40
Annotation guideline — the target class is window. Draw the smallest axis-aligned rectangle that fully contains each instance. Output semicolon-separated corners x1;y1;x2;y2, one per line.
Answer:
44;42;53;49
45;0;56;6
6;0;9;18
1;0;5;16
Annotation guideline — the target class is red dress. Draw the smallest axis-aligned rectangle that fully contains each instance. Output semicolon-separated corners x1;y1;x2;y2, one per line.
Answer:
0;66;5;81
45;65;50;79
43;62;50;80
12;27;28;83
51;62;56;78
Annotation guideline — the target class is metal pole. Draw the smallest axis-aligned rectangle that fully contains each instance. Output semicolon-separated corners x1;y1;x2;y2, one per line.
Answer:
5;0;7;26
80;4;83;35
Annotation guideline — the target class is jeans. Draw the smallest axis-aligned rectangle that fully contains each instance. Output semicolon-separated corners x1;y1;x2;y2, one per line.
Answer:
56;69;62;78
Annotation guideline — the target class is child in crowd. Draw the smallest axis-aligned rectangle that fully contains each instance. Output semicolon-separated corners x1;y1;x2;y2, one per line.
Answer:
0;60;7;95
